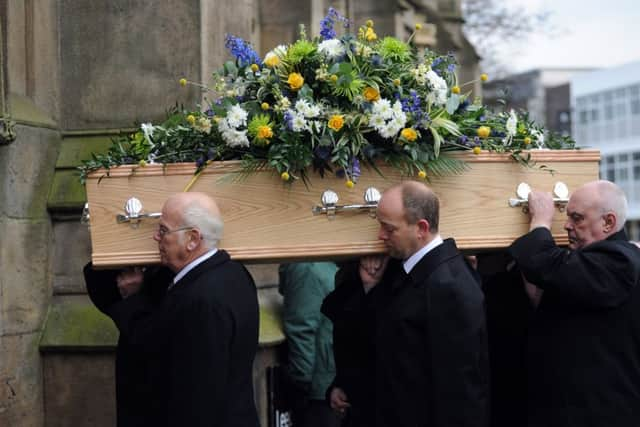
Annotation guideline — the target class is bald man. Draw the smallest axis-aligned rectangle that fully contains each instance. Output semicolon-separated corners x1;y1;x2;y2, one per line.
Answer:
107;192;260;427
373;181;489;427
509;180;640;427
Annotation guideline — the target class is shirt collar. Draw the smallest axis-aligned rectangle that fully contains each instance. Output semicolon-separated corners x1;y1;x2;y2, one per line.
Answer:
403;235;443;274
171;248;218;287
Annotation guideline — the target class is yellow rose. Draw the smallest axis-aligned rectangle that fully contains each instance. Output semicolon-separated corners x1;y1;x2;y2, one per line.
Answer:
287;72;304;91
328;115;344;132
477;126;491;139
281;171;290;181
186;114;196;125
264;53;280;68
257;125;273;140
401;128;418;142
363;87;380;102
473;146;482;155
451;85;460;94
418;170;427;179
365;27;377;42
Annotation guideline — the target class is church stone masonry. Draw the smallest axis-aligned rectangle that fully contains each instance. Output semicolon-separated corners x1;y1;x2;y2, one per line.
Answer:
0;1;478;425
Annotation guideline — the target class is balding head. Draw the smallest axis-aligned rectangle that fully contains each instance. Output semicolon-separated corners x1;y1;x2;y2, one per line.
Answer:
564;180;628;250
166;192;224;249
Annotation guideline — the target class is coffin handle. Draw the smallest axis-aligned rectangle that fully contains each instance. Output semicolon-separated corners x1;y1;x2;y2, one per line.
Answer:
312;187;381;219
116;197;161;228
508;182;569;212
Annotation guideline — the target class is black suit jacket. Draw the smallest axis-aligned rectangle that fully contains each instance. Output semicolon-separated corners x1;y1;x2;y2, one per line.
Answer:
510;228;640;427
375;239;490;427
84;263;172;427
109;250;260;427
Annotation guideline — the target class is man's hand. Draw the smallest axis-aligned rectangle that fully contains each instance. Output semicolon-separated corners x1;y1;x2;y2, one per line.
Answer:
329;387;351;414
116;267;144;298
359;255;389;291
527;191;555;231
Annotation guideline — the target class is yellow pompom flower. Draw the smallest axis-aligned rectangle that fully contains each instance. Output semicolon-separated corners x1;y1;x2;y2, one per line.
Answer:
281;171;290;181
345;180;355;189
365;19;374;28
524;136;532;145
250;63;259;72
477;126;491;139
451;85;460;94
418;170;427;179
138;160;147;167
473;146;482;155
287;72;304;91
328;115;345;132
365;27;377;41
393;78;401;86
261;102;270;110
264;53;280;68
257;125;273;140
415;23;423;30
363;87;380;102
179;78;187;87
330;74;338;83
401;128;418;142
480;73;489;82
186;114;196;125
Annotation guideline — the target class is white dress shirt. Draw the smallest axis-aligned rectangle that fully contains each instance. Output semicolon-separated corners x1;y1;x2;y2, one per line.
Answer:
403;235;444;274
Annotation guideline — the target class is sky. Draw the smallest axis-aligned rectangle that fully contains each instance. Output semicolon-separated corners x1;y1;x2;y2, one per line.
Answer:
490;0;640;73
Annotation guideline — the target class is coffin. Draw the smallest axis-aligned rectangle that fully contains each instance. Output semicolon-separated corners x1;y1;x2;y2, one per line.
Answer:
84;149;600;267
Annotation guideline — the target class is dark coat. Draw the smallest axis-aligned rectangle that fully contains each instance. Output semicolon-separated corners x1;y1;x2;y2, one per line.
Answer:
509;228;640;427
375;239;490;427
84;263;172;427
108;250;260;427
321;260;401;427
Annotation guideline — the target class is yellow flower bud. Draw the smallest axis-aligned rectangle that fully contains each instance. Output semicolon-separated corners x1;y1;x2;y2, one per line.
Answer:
480;73;489;82
473;146;482;155
415;23;423;30
186;114;196;125
451;85;460;94
261;102;270;110
524;137;532;145
138;160;147;167
179;78;187;87
281;171;290;181
477;126;491;139
345;180;355;189
418;170;427;179
250;63;259;72
393;78;401;86
330;74;338;83
366;20;374;28
365;27;377;42
363;87;380;102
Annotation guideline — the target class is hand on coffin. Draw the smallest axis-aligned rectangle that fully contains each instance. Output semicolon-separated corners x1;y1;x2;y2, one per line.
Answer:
526;191;555;231
116;267;144;299
329;386;351;414
359;255;389;292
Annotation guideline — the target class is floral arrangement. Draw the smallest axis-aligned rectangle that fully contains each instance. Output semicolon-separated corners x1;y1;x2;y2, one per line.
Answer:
80;8;575;186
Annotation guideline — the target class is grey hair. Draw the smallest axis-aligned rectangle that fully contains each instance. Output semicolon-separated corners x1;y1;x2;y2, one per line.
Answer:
180;201;224;249
597;180;628;231
401;182;440;232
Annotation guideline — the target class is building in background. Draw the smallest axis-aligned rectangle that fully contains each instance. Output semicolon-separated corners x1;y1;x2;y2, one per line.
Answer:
571;60;640;240
483;68;593;135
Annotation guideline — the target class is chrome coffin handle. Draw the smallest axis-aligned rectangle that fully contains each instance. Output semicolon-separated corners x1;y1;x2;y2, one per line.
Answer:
116;197;161;228
81;203;91;225
508;182;570;213
312;187;381;220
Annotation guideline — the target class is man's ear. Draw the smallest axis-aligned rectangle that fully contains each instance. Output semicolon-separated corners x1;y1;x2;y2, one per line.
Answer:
603;212;617;234
417;218;430;236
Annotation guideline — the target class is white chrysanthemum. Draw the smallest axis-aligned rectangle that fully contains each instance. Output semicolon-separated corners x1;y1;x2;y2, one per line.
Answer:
295;99;321;118
318;39;346;59
218;119;249;148
370;115;386;129
531;128;545;148
369;99;407;139
372;99;393;120
291;113;308;132
273;44;288;58
141;123;155;145
425;70;448;106
226;105;248;129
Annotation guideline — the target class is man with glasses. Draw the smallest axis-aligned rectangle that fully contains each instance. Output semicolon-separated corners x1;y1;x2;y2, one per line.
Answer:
85;192;260;427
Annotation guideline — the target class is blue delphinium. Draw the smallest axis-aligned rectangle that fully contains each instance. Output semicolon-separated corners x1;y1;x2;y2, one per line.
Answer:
224;34;262;67
320;7;349;40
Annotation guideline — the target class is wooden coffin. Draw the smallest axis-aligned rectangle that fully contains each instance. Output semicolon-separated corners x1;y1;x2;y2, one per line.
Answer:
85;150;600;267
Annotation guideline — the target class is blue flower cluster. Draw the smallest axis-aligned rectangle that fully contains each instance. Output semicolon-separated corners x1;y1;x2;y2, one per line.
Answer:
399;90;430;127
320;7;349;40
224;34;262;67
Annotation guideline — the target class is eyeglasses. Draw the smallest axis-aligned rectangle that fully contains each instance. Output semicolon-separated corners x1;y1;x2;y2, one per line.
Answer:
155;225;195;238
